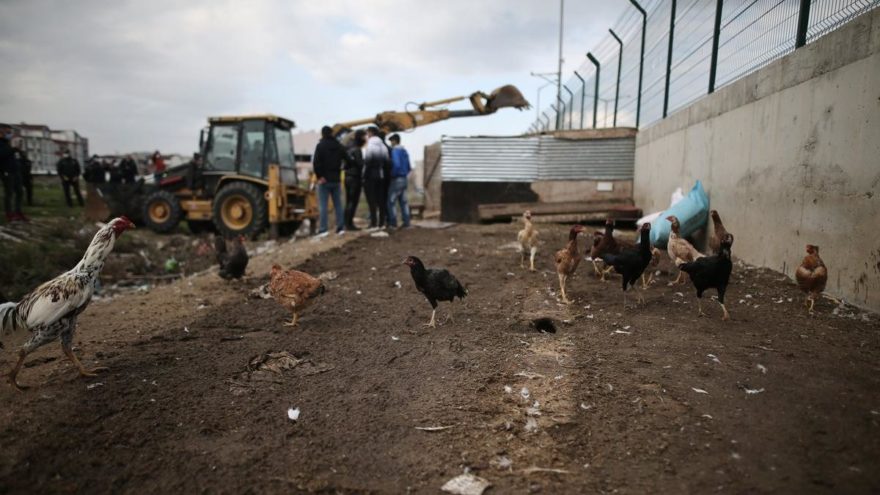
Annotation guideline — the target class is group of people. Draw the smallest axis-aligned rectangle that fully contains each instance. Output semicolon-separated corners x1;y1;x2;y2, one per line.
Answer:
0;128;34;222
83;154;139;185
312;126;412;236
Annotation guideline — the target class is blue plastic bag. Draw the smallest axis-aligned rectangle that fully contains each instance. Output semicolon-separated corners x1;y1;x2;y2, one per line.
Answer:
649;180;709;248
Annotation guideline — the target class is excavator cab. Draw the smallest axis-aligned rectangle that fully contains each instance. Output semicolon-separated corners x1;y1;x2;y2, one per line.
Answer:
201;115;298;185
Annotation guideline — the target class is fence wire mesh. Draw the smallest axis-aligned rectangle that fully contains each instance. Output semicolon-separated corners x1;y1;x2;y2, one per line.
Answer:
534;0;878;132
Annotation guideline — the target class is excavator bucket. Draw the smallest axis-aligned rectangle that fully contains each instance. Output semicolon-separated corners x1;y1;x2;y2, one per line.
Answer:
486;85;531;112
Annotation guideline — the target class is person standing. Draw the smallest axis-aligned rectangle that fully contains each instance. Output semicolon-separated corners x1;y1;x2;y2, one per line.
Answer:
363;126;389;229
386;134;412;229
119;154;138;183
151;150;166;183
17;147;33;206
344;129;366;231
1;130;26;221
56;150;84;207
85;155;105;184
107;158;122;183
312;126;350;236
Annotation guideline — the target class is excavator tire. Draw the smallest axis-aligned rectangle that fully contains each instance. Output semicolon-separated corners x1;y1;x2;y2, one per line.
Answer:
212;181;267;238
142;189;183;233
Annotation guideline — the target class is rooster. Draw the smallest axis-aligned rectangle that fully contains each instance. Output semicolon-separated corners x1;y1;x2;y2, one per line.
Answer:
679;233;734;320
666;215;704;285
641;247;662;289
0;216;135;390
403;255;467;328
708;210;729;254
517;210;538;271
216;235;249;280
795;244;828;314
590;220;634;282
269;264;325;327
601;223;653;308
554;225;587;304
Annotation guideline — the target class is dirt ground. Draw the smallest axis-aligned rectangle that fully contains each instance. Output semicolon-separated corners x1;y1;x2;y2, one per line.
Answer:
1;223;878;494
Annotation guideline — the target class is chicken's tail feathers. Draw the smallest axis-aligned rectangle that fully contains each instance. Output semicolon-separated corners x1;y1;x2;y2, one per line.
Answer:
456;282;468;300
0;302;24;342
678;261;696;274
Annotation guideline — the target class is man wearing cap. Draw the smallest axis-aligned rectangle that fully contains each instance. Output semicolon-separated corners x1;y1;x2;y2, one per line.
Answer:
56;149;84;207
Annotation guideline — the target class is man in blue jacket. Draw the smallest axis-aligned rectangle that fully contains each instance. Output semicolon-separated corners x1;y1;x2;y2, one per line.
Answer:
386;134;411;229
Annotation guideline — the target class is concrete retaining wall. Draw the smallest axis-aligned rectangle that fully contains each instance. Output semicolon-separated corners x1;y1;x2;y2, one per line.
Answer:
634;9;880;311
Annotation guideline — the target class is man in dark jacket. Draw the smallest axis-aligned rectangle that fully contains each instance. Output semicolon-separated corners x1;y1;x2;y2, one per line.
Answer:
17;148;33;206
1;129;26;221
343;129;366;231
84;155;105;184
312;126;351;236
56;150;84;207
119;155;138;183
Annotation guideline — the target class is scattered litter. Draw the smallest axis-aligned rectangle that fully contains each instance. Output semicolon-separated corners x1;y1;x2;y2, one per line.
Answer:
491;456;513;470
394;281;402;289
441;474;491;495
580;403;592;410
523;467;571;475
370;231;390;238
318;271;338;281
86;382;104;390
707;354;721;364
745;294;753;299
692;387;709;394
757;364;767;374
287;407;300;421
607;383;614;392
520;387;530;400
623;325;631;330
391;336;400;341
586;314;594;319
871;410;879;416
249;284;272;299
674;292;684;298
613;329;631;335
356;290;362;295
371;266;377;271
415;425;454;432
524;417;539;432
526;404;542;417
744;388;765;395
514;371;544;379
183;326;190;333
701;414;713;419
503;385;513;394
506;272;515;277
197;304;208;310
449;248;459;255
731;452;742;460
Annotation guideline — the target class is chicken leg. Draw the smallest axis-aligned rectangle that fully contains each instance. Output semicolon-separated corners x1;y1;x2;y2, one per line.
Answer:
6;350;29;391
719;301;730;321
697;299;707;317
558;273;571;304
284;312;300;327
61;343;108;378
424;309;437;328
529;247;537;272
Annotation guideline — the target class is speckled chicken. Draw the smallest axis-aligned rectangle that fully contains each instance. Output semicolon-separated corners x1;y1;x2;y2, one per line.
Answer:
555;225;587;304
517;210;538;271
666;215;704;285
269;265;325;327
795;244;828;313
0;217;135;390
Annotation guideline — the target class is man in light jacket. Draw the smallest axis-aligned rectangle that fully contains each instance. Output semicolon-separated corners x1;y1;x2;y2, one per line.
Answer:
363;126;389;229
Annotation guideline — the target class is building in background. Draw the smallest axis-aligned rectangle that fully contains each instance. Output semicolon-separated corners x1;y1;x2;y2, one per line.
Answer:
5;123;89;174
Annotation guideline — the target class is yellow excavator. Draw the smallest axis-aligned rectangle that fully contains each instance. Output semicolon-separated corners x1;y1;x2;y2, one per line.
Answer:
331;84;530;137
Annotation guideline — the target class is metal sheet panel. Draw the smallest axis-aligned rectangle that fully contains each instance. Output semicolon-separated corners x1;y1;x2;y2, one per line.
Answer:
441;135;634;182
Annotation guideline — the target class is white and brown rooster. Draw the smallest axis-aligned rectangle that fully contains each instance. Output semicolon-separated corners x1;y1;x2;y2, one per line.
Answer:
517;210;538;271
0;216;135;390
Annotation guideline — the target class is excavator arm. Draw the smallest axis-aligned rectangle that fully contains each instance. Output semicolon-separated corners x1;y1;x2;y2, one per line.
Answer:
331;84;530;136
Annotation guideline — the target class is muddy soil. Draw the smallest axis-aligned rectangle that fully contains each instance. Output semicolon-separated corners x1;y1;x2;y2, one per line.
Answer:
0;223;878;494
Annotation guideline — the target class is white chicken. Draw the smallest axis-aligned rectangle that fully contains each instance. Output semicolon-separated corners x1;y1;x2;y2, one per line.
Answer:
517;210;538;271
0;216;135;390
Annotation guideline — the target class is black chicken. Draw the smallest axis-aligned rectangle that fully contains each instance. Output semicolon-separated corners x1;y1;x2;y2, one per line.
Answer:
403;255;467;328
601;223;652;308
215;235;249;280
679;233;733;321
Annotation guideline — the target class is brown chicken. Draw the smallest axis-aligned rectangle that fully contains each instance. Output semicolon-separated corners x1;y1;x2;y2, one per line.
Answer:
708;210;729;254
795;244;828;313
517;210;538;271
641;247;662;289
555;225;587;304
666;215;704;285
269;264;325;327
590;220;619;281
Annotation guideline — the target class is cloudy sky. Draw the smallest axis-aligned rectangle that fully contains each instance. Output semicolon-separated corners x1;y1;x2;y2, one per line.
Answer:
0;0;626;163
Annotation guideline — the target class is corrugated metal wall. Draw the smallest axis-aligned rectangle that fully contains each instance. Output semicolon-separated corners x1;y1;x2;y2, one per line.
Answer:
441;135;634;182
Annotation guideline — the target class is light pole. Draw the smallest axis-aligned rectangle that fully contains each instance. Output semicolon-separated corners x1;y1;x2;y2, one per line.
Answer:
555;0;565;129
530;71;559;125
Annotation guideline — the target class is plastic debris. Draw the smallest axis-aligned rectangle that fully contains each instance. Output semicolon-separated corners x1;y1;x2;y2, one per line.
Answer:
391;336;400;341
580;403;592;410
415;425;454;431
707;354;721;364
692;387;709;394
503;385;513;394
757;364;767;374
394;281;402;289
318;271;339;281
523;467;571;475
701;414;713;419
524;417;539;432
370;231;390;238
613;329;631;335
287;407;300;421
164;257;179;273
744;388;765;395
520;387;530;400
86;382;104;390
449;248;459;255
441;474;490;495
491;456;513;470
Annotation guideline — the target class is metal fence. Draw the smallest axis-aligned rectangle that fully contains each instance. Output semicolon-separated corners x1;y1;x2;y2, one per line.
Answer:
529;0;879;133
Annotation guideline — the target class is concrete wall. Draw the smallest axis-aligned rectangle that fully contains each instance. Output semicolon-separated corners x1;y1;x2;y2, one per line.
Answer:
634;9;880;311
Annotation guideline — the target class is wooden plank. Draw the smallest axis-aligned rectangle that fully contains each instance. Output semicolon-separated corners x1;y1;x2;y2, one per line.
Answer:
529;209;643;224
478;199;633;220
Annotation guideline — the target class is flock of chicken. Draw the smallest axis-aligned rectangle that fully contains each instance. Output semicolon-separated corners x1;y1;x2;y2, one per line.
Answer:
516;209;828;321
0;210;829;390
